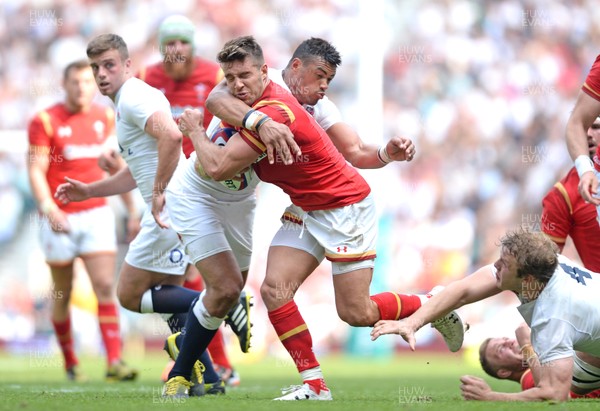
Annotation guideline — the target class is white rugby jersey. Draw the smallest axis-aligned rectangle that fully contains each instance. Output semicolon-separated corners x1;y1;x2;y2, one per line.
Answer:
515;255;600;364
114;77;184;203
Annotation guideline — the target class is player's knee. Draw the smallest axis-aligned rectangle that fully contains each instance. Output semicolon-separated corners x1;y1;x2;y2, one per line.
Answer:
116;286;140;312
92;282;113;301
260;280;283;306
207;282;241;314
338;309;373;327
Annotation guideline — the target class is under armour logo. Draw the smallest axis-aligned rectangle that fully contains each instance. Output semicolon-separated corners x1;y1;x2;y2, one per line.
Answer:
336;246;347;253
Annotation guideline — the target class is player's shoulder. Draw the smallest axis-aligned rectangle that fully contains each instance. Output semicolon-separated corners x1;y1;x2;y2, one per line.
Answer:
123;77;164;98
29;102;63;124
546;167;578;201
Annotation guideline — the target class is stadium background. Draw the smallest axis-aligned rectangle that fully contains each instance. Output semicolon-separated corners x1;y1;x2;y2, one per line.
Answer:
0;0;598;368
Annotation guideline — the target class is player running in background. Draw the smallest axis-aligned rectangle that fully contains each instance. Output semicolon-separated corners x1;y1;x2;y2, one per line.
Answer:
169;35;464;401
479;323;600;399
27;60;138;381
542;116;600;271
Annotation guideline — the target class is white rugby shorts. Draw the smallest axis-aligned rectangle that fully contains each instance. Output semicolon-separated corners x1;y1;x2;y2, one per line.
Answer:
165;186;255;271
38;205;116;265
124;204;188;275
270;194;377;275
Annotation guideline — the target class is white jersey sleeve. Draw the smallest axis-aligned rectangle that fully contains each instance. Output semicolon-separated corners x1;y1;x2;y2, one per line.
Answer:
521;255;600;363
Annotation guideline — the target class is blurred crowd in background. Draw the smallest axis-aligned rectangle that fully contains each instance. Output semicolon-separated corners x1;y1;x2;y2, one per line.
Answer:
1;0;600;364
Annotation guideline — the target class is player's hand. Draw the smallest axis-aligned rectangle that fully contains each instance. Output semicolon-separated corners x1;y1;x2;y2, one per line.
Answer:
257;120;301;165
460;375;492;401
98;149;122;175
151;192;169;229
370;319;418;350
46;208;70;233
54;177;91;204
385;137;416;162
178;108;205;137
578;171;600;205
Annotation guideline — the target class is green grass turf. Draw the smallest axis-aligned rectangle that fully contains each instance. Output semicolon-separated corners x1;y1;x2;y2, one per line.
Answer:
0;351;597;411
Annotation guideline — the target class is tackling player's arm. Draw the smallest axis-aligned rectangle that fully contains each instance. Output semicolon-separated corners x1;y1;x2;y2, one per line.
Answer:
206;79;300;165
460;357;573;401
179;108;259;180
371;265;501;348
326;122;415;168
567;91;600;204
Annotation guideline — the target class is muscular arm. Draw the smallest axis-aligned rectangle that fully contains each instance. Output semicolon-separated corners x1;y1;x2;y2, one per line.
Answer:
406;265;501;329
180;108;259;180
87;166;138;197
326;122;414;168
461;357;573;401
371;265;501;347
566;91;600;203
146;110;182;198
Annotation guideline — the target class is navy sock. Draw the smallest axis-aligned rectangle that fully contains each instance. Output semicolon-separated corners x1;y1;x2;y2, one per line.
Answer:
166;313;187;333
151;285;199;313
199;350;220;384
169;298;218;380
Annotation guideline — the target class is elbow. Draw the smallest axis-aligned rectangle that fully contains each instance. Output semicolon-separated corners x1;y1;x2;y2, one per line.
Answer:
533;384;569;402
205;95;217;115
203;164;234;181
542;390;569;403
207;168;234;181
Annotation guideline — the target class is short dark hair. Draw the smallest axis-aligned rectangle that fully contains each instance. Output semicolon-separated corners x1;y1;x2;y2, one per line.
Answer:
287;37;342;69
500;229;558;284
217;35;264;66
479;338;500;379
63;60;90;81
87;33;129;61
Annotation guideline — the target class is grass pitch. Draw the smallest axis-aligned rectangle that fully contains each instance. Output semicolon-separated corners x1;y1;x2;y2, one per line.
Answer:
0;351;597;411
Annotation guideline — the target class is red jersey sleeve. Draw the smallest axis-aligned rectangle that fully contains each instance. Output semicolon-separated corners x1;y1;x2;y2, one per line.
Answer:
520;369;535;390
582;54;600;101
28;111;53;147
238;101;295;153
541;182;573;247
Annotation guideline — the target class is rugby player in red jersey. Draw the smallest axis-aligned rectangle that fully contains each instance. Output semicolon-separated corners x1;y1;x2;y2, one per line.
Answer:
28;60;138;381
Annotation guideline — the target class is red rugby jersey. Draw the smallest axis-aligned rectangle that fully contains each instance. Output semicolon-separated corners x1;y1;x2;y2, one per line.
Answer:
238;81;371;211
28;103;112;213
138;57;222;157
541;167;600;272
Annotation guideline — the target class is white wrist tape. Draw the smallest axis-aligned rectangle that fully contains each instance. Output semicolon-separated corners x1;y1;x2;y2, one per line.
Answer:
575;155;595;178
377;145;392;164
